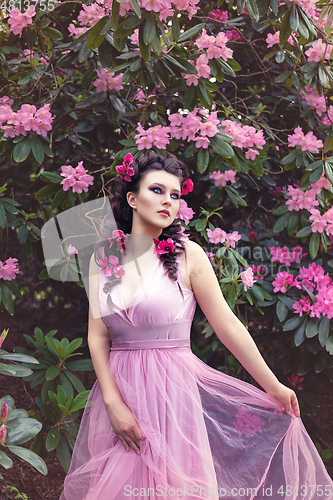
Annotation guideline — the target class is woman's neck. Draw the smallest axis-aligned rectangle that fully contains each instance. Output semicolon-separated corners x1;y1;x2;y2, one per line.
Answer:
124;233;157;262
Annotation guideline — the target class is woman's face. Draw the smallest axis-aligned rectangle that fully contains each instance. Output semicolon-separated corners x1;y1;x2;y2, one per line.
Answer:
127;170;182;234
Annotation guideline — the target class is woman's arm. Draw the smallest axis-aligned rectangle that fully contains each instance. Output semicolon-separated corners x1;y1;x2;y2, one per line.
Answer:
185;240;300;417
87;256;144;453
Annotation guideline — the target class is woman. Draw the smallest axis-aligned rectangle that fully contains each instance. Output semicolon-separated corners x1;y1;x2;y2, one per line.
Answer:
60;151;333;500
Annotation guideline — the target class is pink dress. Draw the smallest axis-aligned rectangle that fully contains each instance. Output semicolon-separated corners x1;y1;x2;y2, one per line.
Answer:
60;253;333;500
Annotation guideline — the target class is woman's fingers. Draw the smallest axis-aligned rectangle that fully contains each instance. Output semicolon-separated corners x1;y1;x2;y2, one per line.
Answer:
291;392;300;417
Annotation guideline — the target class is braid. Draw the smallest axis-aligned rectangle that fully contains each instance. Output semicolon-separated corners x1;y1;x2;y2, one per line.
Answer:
94;151;191;293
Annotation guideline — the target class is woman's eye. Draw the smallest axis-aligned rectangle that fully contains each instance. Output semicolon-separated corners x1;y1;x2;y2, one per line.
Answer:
151;187;179;199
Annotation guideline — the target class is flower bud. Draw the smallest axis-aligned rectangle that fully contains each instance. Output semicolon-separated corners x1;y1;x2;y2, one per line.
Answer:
0;424;7;445
0;403;8;424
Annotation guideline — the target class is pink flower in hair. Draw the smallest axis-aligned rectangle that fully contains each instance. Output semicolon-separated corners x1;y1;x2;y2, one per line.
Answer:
153;238;175;255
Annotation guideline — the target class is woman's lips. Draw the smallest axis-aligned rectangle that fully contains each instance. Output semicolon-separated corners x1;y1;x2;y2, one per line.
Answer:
158;211;169;217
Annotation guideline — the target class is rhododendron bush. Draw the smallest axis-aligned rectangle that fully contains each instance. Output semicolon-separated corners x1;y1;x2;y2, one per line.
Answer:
1;0;333;469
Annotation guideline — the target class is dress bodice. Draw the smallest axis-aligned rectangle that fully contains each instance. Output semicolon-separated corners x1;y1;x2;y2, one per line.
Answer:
98;252;196;346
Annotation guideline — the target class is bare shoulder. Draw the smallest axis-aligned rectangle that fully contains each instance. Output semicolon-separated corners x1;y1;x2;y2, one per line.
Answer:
183;239;209;267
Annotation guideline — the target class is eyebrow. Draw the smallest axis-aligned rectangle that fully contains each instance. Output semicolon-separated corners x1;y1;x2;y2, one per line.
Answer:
151;182;181;194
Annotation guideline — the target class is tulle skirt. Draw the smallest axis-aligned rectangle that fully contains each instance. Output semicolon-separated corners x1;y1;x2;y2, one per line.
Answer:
59;346;333;500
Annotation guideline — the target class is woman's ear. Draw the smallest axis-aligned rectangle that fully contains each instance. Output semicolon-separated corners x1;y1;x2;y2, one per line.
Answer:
126;192;136;210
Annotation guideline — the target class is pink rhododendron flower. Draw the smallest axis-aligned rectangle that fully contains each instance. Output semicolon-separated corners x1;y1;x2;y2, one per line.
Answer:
270;246;302;266
108;230;128;252
209;169;236;187
0;102;53;138
8;5;36;37
272;271;295;293
60;161;94;194
287;126;323;153
0;424;6;445
209;9;228;21
240;267;257;291
135;124;171;150
266;31;293;48
176;199;195;225
181;179;194;195
206;228;241;248
0;258;20;281
225;29;242;41
93;68;124;93
245;148;259;160
309;209;326;233
221;120;266;152
0;403;8;424
288;373;304;390
305;39;333;63
195;28;233;61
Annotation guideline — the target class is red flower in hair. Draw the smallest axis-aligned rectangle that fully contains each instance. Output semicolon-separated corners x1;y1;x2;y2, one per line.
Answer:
181;178;193;195
153;238;175;255
116;153;135;181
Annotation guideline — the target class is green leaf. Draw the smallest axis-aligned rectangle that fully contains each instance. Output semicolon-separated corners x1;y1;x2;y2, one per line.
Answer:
70;390;90;412
280;10;292;44
163;54;197;75
112;0;120;29
276;300;288;322
197;81;212;110
56;435;71;473
296;225;312;238
130;0;141;17
13;140;32;163
143;13;156;45
45;365;60;381
39;171;62;183
250;284;265;302
290;5;299;31
273;213;290;233
178;23;205;43
17;225;28;244
0;450;13;469
272;204;289;216
8;445;47;475
6;418;42;445
114;15;143;38
294;319;306;346
246;0;259;21
210;134;234;158
64;370;86;393
41;27;63;41
283;315;304;331
46;427;60;452
275;70;292;84
197;148;210;173
305;318;319;338
31;136;44;164
172;13;180;42
309;166;323;184
66;359;94;371
139;22;151;62
318;317;330;347
87;16;108;49
287;212;299;235
35;184;61;201
309;232;320;259
1;285;14;315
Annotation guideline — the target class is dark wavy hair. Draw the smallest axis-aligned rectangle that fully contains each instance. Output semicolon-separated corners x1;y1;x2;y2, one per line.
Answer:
94;151;191;295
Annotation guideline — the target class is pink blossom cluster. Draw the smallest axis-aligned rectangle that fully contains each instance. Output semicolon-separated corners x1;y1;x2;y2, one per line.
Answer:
309;207;333;234
305;39;333;63
272;271;295;293
183;54;211;86
93;68;124;93
135;109;221;150
108;229;129;252
266;32;293;48
288;373;304;391
270;246;303;266
135;123;171;150
8;5;36;37
225;30;242;42
69;1;107;38
300;87;333;126
176;199;195;225
60;161;94;194
287;126;323;153
99;255;126;278
195;29;233;61
206;227;241;249
220;119;265;159
285;176;330;212
0;257;20;281
292;263;333;318
209;169;236;187
23;49;49;65
233;406;265;438
67;244;78;255
209;9;228;21
68;0;200;38
0;102;53;138
240;267;257;291
252;265;265;280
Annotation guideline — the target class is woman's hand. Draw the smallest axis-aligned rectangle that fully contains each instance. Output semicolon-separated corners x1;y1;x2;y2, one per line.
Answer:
266;382;300;418
106;400;145;454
